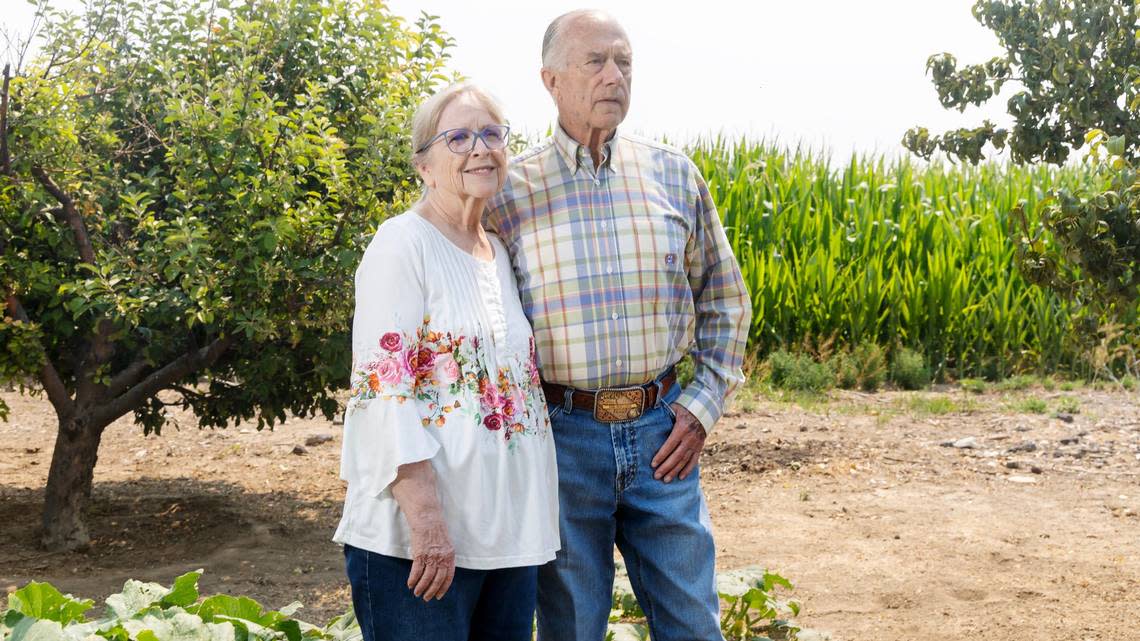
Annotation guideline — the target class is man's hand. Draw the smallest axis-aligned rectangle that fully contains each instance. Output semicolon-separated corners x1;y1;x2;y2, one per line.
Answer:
651;403;707;483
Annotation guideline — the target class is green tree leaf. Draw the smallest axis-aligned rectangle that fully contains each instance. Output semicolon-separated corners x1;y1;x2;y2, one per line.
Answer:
905;0;1140;325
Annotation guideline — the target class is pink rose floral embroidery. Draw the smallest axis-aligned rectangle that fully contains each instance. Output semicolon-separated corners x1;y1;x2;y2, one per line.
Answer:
435;354;461;384
527;337;541;387
479;377;503;413
397;344;413;376
379;332;403;352
506;387;526;419
414;347;437;374
483;413;504;431
373;358;404;386
349;317;548;447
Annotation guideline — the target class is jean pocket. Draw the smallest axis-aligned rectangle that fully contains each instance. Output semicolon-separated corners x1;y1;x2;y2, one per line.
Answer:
660;400;677;423
547;403;564;420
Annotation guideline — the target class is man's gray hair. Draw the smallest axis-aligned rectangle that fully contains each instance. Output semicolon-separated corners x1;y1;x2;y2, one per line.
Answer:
541;9;619;70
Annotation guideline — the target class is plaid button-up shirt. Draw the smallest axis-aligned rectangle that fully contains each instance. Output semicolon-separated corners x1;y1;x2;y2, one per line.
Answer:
485;126;751;430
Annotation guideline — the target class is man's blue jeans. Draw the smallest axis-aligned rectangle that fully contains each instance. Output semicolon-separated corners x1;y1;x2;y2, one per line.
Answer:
537;381;723;641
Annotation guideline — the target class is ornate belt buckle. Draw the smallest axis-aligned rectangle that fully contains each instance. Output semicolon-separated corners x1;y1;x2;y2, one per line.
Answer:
593;386;646;423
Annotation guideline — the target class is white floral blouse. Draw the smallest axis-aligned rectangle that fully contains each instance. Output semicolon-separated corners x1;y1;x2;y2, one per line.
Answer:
333;211;559;569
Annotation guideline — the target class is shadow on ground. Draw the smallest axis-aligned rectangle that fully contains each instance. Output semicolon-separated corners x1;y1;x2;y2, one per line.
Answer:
0;478;350;623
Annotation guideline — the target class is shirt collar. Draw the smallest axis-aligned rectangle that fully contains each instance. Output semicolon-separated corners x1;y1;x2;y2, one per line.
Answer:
552;124;618;175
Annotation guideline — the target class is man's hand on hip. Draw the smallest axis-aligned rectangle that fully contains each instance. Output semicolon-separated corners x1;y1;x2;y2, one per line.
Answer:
651;403;706;483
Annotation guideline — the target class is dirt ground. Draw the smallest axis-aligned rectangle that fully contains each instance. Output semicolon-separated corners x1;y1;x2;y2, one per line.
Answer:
2;385;1139;640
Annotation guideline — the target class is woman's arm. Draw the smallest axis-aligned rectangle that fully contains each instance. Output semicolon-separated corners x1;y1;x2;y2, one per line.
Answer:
390;460;455;601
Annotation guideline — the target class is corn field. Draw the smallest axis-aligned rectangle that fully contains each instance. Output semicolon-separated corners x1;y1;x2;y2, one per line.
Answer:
689;138;1132;379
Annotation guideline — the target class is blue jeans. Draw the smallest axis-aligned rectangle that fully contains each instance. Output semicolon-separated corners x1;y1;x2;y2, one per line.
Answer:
344;544;537;641
537;381;723;641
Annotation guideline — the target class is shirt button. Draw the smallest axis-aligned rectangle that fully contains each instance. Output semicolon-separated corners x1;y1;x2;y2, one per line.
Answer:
607;267;614;274
593;179;600;186
611;312;619;320
616;359;623;367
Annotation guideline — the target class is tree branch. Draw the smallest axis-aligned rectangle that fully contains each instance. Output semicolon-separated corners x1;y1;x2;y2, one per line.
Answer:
198;133;222;180
133;112;171;154
171;384;206;402
1;63;12;176
39;0;113;81
104;356;149;399
327;211;349;251
30;166;97;265
5;293;74;420
91;335;233;427
264;127;286;172
217;66;255;180
7;0;47;77
30;167;118;402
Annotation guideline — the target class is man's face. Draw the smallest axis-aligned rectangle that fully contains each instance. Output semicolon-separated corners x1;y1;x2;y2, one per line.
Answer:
547;18;632;140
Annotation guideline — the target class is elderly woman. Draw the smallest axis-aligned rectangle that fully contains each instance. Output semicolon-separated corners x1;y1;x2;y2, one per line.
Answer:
333;83;559;641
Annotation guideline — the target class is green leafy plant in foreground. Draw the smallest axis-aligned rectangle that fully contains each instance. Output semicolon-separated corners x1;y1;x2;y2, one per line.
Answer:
719;572;801;641
0;571;355;641
3;570;803;641
2;568;802;638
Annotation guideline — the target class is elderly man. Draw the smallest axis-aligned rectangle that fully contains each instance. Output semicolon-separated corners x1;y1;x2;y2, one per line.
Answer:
485;9;751;641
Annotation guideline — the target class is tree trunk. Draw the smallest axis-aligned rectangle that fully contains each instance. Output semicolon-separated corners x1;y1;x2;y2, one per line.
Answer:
41;414;105;551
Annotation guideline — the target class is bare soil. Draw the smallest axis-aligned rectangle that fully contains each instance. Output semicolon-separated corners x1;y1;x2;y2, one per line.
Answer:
2;386;1139;640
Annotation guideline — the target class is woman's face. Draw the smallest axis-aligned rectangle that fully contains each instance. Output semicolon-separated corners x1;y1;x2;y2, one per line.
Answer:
417;95;507;202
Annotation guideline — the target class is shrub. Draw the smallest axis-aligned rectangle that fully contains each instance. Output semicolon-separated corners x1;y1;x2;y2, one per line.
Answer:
1015;398;1049;414
832;352;858;390
890;348;931;390
907;396;956;415
1054;396;1081;414
994;375;1037;392
828;343;885;392
850;342;886;392
767;350;834;392
959;378;987;394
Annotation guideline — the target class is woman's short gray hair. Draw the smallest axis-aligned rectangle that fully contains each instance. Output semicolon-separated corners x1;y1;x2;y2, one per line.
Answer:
410;82;506;165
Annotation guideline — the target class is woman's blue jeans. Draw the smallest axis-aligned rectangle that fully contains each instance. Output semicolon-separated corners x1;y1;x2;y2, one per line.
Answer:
344;544;537;641
537;381;723;641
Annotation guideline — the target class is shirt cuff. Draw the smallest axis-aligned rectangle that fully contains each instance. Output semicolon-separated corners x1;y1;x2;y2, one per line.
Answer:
675;383;722;433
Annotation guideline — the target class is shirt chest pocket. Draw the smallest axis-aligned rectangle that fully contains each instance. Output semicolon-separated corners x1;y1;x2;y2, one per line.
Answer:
617;194;691;302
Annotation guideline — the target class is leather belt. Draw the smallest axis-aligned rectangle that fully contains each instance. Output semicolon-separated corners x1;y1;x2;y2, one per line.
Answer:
542;369;677;423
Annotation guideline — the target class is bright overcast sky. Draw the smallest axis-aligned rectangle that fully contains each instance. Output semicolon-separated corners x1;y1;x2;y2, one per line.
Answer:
5;0;1015;160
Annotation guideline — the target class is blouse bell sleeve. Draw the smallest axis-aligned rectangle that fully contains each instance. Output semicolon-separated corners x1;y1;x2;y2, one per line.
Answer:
339;221;441;497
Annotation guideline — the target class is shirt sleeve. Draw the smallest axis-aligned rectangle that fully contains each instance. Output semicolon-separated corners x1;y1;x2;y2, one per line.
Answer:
675;166;753;432
339;220;441;497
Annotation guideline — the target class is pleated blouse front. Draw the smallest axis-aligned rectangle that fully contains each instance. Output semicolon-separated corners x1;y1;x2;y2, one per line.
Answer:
333;211;559;569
